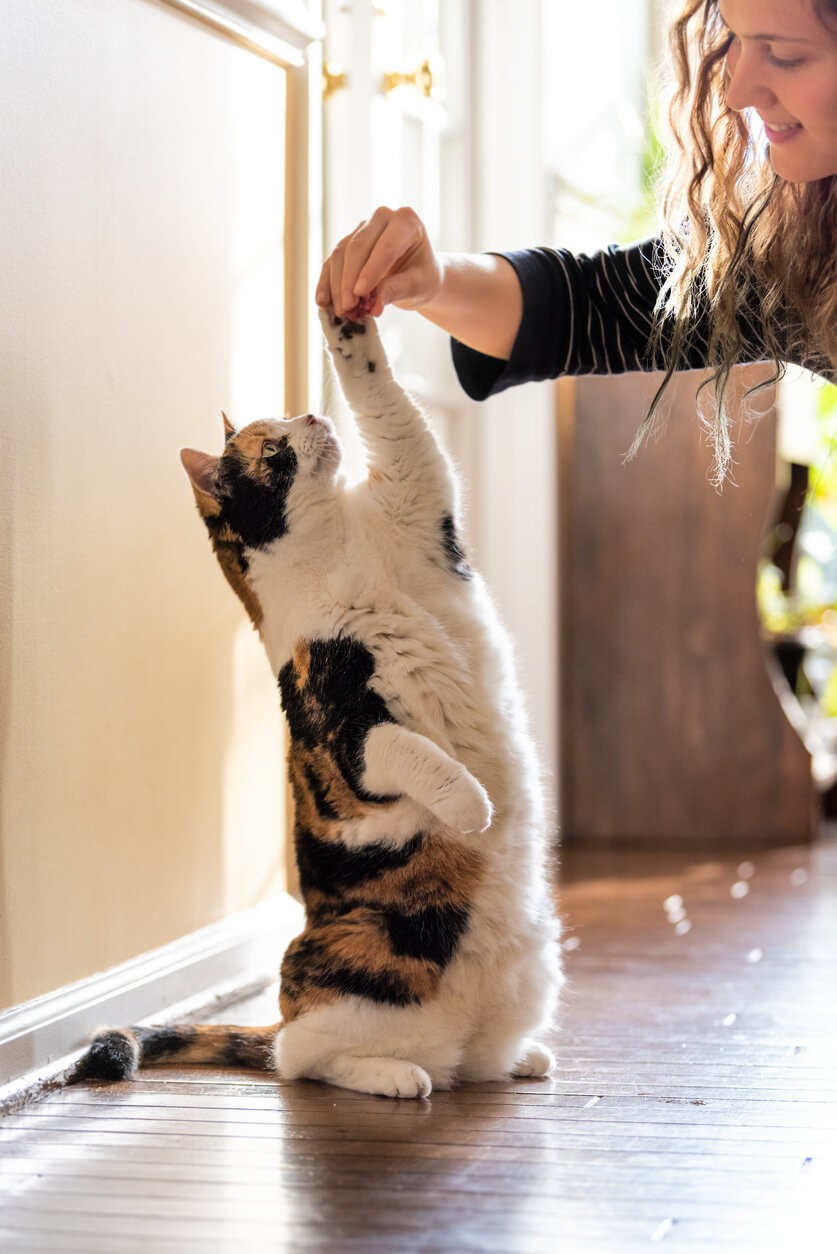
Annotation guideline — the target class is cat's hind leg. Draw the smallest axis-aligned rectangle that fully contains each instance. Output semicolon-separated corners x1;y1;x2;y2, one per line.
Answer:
275;999;464;1098
276;1016;435;1099
307;1053;432;1099
456;1036;554;1083
457;939;561;1082
511;1041;556;1078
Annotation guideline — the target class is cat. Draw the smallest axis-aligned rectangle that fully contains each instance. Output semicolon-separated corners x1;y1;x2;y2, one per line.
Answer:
76;309;562;1099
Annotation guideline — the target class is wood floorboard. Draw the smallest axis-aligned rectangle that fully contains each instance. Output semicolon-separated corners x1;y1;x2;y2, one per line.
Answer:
0;1155;814;1190
2;834;835;1252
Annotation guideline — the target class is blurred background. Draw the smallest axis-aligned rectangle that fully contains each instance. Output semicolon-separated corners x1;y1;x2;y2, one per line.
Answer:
1;0;834;1017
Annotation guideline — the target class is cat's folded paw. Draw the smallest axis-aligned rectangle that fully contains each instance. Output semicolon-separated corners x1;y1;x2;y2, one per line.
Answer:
512;1042;555;1078
432;769;493;835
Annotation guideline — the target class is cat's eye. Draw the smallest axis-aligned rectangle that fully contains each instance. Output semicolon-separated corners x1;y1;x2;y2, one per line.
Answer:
262;441;281;457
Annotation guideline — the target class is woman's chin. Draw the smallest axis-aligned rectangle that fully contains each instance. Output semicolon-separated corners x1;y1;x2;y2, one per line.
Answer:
767;142;837;184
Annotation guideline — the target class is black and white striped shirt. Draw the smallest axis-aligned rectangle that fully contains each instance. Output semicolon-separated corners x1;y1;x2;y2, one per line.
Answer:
451;237;832;399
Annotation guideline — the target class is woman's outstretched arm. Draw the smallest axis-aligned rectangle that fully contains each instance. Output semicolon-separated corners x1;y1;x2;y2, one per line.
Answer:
316;205;523;362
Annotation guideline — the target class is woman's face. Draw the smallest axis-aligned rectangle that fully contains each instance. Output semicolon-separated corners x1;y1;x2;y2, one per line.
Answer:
721;0;837;181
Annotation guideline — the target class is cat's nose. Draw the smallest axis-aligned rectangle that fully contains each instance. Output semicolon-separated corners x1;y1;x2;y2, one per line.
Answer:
305;415;319;426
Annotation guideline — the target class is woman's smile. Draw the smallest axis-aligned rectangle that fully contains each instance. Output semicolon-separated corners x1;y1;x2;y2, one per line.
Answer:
722;0;837;181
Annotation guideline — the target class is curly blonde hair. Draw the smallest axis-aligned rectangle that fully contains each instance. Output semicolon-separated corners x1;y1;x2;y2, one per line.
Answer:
639;0;837;483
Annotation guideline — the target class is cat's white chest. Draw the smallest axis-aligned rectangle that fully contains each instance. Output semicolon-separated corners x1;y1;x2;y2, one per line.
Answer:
249;539;391;674
321;564;383;611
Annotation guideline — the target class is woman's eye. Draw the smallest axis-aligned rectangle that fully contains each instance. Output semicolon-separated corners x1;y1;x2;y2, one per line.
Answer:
766;51;806;69
262;441;280;457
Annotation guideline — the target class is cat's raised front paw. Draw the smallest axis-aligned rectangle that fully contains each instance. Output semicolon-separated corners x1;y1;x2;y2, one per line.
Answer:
319;306;381;379
432;769;493;835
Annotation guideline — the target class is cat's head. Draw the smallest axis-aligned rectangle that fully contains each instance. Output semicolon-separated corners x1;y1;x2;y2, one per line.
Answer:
181;412;341;542
180;412;342;628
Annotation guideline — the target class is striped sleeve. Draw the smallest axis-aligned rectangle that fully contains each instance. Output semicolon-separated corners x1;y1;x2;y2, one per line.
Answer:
450;236;781;401
451;240;663;400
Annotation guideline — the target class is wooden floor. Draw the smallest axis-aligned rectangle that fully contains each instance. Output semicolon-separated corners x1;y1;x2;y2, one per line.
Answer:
2;835;836;1253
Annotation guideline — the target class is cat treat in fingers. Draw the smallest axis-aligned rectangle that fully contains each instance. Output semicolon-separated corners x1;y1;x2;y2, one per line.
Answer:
75;309;562;1100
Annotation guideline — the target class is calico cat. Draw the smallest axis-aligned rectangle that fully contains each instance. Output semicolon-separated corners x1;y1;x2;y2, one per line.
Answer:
76;309;562;1099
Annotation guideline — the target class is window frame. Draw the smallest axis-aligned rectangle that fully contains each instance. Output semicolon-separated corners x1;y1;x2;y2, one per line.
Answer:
161;0;324;68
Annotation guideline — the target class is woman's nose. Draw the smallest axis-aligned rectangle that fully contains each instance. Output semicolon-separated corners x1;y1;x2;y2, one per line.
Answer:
725;43;776;112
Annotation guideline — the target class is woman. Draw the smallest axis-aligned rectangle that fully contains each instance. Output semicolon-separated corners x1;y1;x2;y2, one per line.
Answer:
317;0;837;483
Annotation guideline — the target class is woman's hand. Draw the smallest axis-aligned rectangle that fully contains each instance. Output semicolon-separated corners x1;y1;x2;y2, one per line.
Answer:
317;205;523;360
316;206;443;319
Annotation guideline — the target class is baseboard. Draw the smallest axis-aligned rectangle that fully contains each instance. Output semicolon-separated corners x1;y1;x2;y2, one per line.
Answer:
0;893;304;1109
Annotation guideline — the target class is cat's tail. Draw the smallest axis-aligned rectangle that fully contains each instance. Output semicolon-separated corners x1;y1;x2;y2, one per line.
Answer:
69;1022;281;1083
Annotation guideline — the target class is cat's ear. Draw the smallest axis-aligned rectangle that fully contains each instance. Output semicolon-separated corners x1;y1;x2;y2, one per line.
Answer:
222;411;236;442
180;448;222;517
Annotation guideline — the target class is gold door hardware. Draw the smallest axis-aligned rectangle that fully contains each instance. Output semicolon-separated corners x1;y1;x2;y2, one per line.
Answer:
323;63;349;99
382;57;442;101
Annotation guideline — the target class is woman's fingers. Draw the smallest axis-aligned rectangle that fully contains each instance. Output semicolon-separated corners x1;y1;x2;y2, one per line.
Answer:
354;210;432;308
338;214;391;313
317;207;437;316
316;249;342;309
348;207;422;295
315;214;389;314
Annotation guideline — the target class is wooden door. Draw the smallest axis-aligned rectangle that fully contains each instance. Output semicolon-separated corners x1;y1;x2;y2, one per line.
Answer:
558;369;816;843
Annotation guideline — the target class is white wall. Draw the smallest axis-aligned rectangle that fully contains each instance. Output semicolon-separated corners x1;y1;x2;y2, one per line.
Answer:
0;0;293;1006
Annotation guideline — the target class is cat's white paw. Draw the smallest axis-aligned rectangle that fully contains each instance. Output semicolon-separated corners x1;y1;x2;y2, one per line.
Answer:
319;306;381;379
512;1042;555;1078
312;1052;433;1098
367;1060;433;1099
432;770;493;835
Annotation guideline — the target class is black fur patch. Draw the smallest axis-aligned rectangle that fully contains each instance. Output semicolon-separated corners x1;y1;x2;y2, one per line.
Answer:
135;1025;198;1062
296;828;425;897
339;320;366;342
279;636;395;796
73;1030;139;1082
212;439;298;549
440;515;472;580
383;903;469;967
310;962;419;1006
220;1031;274;1070
281;932;419;1007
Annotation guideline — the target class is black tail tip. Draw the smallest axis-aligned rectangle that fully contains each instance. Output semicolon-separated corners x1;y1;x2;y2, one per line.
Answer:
72;1029;140;1083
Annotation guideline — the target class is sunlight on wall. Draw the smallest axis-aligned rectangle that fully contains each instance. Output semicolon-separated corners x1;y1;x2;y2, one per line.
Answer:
222;621;286;913
219;57;290;914
227;59;287;419
0;0;293;1006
